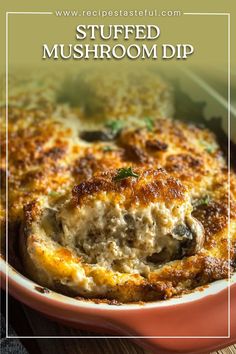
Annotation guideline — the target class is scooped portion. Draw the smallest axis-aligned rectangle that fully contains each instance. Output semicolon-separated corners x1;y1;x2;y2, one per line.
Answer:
58;168;204;274
21;167;205;301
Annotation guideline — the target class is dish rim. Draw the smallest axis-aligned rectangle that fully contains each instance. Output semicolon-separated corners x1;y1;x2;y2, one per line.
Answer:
1;257;235;311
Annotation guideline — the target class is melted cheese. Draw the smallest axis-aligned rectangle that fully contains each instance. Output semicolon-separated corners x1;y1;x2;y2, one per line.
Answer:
1;71;236;303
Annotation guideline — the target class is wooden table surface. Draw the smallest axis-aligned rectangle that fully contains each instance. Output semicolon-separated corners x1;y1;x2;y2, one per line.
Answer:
3;293;236;354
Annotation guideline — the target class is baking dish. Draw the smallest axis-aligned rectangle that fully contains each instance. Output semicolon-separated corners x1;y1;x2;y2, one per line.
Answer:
1;67;236;353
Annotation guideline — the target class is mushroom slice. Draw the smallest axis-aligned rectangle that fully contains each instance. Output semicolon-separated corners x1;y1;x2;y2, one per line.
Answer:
172;216;205;257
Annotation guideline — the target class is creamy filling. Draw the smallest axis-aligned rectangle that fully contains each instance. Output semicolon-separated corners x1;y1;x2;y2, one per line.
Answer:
40;196;204;276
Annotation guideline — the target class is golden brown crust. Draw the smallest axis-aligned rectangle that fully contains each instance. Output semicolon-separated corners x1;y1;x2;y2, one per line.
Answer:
13;115;235;302
1;73;235;303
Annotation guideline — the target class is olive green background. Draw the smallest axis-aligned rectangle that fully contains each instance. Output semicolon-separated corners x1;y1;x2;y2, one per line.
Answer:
0;0;235;79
